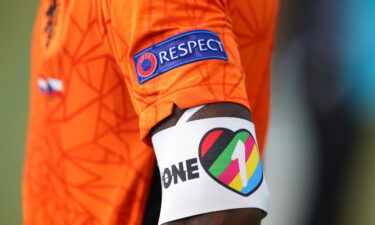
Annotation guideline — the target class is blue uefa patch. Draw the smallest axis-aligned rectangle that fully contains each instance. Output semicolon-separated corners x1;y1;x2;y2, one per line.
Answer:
134;30;228;84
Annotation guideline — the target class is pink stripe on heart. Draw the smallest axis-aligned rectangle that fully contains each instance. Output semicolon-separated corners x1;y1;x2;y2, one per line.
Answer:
218;159;239;185
218;136;256;185
245;136;255;160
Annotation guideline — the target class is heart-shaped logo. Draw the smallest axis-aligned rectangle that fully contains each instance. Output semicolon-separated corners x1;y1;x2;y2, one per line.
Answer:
199;128;263;196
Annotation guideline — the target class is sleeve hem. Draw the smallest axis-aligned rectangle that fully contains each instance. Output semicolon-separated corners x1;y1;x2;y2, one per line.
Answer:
138;84;250;142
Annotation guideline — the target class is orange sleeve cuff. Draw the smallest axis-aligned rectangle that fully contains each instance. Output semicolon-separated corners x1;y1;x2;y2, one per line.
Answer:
138;84;250;143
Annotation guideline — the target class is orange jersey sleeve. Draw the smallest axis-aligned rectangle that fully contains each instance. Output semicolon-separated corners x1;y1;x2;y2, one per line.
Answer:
24;1;278;225
100;0;278;151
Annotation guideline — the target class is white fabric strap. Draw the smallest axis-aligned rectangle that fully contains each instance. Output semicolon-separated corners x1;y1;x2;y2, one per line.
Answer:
152;110;269;224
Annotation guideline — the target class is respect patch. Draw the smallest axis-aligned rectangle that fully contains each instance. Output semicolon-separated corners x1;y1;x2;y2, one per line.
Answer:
134;30;228;84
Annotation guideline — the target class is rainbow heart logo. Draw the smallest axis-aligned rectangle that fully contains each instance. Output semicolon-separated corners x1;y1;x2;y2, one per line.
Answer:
199;128;263;196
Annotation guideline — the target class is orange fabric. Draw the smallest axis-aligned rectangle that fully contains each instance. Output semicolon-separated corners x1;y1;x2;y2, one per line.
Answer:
23;0;278;225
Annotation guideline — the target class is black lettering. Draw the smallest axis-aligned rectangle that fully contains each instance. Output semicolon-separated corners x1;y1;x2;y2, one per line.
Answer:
161;158;200;189
171;162;186;184
186;158;200;180
162;168;172;189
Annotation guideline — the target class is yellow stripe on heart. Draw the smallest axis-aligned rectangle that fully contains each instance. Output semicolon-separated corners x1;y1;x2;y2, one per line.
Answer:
228;145;260;191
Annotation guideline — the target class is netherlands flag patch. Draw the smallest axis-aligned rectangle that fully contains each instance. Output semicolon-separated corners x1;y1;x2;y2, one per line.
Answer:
38;76;63;96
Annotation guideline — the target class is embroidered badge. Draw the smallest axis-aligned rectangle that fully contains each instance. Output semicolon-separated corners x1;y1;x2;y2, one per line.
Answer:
38;76;63;96
134;30;228;84
45;0;59;47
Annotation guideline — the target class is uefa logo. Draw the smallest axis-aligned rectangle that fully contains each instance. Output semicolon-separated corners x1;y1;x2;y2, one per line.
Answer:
136;52;158;77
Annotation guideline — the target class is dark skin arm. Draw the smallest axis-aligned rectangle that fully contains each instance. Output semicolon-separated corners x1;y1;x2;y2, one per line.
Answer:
151;102;265;225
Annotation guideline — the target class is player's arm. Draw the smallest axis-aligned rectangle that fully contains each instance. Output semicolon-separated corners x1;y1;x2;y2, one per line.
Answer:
151;102;267;225
103;1;270;223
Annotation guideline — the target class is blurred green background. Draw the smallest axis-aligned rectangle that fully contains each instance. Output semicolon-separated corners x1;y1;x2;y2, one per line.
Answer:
0;1;38;224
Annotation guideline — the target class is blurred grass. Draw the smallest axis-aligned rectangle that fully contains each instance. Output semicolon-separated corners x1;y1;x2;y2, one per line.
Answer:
339;125;375;225
0;0;38;224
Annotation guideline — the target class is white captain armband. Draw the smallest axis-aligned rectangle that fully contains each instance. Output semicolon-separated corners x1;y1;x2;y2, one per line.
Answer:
151;105;269;224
